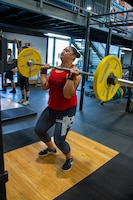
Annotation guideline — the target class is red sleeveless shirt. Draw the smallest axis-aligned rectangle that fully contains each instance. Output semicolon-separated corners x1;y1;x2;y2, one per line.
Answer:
48;69;77;110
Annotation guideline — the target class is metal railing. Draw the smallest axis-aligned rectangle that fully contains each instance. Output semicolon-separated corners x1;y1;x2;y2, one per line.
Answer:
38;0;89;15
36;0;133;43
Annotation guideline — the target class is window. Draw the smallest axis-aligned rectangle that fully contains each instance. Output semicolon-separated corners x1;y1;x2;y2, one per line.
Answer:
47;37;70;66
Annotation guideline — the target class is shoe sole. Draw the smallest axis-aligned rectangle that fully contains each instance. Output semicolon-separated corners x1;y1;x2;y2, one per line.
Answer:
23;102;30;105
19;100;25;103
38;151;57;157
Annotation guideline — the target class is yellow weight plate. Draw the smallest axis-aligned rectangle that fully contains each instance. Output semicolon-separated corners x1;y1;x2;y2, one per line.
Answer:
18;48;42;77
93;55;122;102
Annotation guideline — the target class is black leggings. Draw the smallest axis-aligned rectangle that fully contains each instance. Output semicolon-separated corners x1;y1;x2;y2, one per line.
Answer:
34;106;76;155
5;70;14;81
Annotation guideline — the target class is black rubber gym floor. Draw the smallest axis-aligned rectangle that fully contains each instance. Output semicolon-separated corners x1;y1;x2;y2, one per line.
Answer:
55;153;133;200
1;107;37;122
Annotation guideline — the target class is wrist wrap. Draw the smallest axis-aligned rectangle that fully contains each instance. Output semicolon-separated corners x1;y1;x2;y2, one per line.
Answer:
67;72;75;80
40;68;47;75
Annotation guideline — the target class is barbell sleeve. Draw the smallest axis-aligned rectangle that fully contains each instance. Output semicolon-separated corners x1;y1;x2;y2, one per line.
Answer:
116;78;133;88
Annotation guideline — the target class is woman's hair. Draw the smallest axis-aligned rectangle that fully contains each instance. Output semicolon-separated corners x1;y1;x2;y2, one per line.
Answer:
71;47;80;58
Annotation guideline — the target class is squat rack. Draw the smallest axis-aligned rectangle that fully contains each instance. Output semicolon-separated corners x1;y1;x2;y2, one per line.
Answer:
79;7;133;111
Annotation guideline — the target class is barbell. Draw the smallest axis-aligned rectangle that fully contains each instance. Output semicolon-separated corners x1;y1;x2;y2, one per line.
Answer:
17;47;133;102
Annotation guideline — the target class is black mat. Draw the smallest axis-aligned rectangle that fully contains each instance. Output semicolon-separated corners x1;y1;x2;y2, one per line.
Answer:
1;107;37;122
3;127;39;153
55;154;133;200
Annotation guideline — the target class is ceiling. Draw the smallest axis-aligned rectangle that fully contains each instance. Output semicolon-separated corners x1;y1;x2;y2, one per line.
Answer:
0;0;133;48
125;0;133;6
0;0;87;38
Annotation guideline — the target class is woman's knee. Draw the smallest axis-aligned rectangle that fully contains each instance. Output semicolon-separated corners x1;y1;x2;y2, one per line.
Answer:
54;137;62;149
34;124;51;143
34;125;41;137
54;137;70;154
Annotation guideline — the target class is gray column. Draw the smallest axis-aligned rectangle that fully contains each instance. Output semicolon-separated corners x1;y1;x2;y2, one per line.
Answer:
79;12;91;110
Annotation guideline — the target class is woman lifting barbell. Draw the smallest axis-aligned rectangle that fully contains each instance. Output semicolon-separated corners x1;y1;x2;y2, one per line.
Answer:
34;46;81;172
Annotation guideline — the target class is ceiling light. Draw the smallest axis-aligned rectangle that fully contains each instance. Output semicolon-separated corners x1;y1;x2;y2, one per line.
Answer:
87;6;92;11
44;33;71;39
121;47;132;51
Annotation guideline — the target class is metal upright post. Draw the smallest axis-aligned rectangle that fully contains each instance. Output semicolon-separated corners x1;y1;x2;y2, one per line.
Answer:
130;41;133;79
79;12;91;110
105;27;112;56
0;97;8;200
125;41;133;112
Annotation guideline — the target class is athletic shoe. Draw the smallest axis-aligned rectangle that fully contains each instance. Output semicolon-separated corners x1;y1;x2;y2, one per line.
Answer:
0;87;6;91
18;99;25;103
38;148;57;156
10;89;16;93
23;100;30;105
61;158;74;172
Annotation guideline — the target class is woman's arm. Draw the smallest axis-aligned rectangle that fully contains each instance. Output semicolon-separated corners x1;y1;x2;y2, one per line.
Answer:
63;67;81;99
40;74;49;90
40;64;50;90
14;39;21;53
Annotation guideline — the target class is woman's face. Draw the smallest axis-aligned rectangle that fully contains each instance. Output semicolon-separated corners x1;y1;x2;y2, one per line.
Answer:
60;47;76;61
